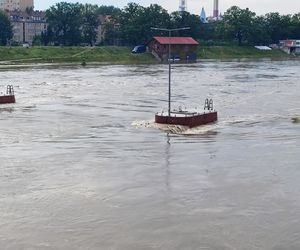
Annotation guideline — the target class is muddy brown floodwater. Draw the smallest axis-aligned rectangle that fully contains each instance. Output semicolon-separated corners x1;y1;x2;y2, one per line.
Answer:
0;60;300;250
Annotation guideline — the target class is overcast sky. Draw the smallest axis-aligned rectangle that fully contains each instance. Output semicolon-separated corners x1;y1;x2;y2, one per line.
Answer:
35;0;300;16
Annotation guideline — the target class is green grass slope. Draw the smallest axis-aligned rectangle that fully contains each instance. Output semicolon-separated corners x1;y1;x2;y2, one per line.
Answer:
0;45;293;64
198;46;290;59
0;46;155;64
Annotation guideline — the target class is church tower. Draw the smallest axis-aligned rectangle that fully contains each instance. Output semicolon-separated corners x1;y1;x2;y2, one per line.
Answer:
179;0;187;12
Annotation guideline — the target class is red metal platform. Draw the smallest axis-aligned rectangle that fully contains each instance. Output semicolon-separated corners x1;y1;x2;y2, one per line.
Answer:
0;85;16;104
155;110;218;128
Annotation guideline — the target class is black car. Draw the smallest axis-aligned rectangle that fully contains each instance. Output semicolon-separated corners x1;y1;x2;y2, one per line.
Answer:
132;45;146;54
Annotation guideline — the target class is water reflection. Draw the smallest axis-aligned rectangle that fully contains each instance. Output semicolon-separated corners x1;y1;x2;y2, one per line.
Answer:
0;107;14;113
164;134;171;194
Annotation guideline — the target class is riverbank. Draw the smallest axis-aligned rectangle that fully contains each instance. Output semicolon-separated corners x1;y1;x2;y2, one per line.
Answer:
0;45;294;64
0;46;155;64
198;46;291;59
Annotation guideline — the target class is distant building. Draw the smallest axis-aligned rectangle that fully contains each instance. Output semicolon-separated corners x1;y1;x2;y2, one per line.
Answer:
0;0;45;45
179;0;187;12
9;10;47;44
7;11;118;46
280;40;300;54
206;13;223;22
95;15;121;45
213;0;219;18
147;36;199;62
0;0;33;12
205;0;222;21
95;15;110;44
200;7;207;23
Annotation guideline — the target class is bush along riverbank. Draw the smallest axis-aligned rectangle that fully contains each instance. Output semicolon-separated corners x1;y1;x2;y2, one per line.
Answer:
0;45;295;65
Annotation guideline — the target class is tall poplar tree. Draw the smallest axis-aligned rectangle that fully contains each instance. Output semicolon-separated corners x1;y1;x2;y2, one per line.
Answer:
0;11;13;45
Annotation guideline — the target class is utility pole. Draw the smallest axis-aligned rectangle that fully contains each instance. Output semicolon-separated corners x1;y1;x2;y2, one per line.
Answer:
151;27;190;117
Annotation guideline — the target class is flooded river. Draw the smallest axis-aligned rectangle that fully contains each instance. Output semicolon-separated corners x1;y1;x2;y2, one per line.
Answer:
0;60;300;250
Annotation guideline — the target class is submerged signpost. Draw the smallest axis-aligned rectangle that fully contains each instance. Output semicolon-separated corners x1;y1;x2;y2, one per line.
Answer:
151;27;190;117
152;27;218;128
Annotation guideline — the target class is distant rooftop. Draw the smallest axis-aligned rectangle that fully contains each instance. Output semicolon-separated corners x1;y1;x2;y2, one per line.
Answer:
153;37;199;45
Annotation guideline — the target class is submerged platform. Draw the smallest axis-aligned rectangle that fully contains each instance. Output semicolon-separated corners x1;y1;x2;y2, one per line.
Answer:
0;85;16;104
155;110;218;128
0;95;16;104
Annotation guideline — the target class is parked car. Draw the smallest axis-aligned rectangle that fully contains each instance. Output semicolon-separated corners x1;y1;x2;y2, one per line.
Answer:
132;45;146;54
168;54;180;62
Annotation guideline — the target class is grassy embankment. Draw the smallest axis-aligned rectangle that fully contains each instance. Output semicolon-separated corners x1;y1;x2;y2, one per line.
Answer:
0;46;155;64
0;45;293;64
198;46;291;59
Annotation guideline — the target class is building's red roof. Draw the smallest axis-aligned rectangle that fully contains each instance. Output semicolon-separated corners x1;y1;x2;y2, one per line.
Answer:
153;36;199;45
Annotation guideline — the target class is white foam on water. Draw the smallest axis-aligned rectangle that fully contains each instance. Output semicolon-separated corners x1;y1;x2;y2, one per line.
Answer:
131;120;155;128
132;120;218;135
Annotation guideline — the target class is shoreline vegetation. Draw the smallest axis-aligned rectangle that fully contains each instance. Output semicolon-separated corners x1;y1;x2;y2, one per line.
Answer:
0;46;295;65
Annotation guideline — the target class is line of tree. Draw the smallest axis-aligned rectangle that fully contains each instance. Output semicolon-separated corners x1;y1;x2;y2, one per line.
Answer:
0;2;300;46
216;6;300;45
0;10;13;45
42;2;103;46
114;4;300;46
43;3;300;46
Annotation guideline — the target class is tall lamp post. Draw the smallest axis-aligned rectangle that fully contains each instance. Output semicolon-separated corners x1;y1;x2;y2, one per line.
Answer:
151;27;190;117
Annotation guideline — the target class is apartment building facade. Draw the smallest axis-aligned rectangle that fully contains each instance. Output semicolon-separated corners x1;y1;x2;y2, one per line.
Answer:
0;0;33;12
9;10;47;44
1;1;112;45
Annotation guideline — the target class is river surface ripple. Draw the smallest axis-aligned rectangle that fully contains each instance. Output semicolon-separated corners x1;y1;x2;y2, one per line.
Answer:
0;60;300;250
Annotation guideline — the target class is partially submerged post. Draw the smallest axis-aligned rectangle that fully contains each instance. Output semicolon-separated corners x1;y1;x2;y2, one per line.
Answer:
151;27;190;117
151;27;218;128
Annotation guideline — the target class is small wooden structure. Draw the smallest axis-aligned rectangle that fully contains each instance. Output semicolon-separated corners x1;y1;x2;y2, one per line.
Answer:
147;36;199;62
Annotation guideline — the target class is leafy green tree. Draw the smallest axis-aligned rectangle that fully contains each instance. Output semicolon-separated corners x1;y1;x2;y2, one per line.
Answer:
215;19;233;43
170;11;201;38
117;3;145;45
32;35;43;46
248;15;271;45
40;27;54;45
0;11;13;45
46;2;83;45
136;4;170;43
117;3;170;45
220;6;256;45
81;4;100;46
199;22;218;42
97;5;121;16
95;6;122;45
42;2;299;47
101;21;115;45
265;13;291;43
289;13;300;39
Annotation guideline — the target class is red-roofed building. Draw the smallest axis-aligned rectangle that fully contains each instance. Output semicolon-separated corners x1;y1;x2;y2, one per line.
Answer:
147;36;199;62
